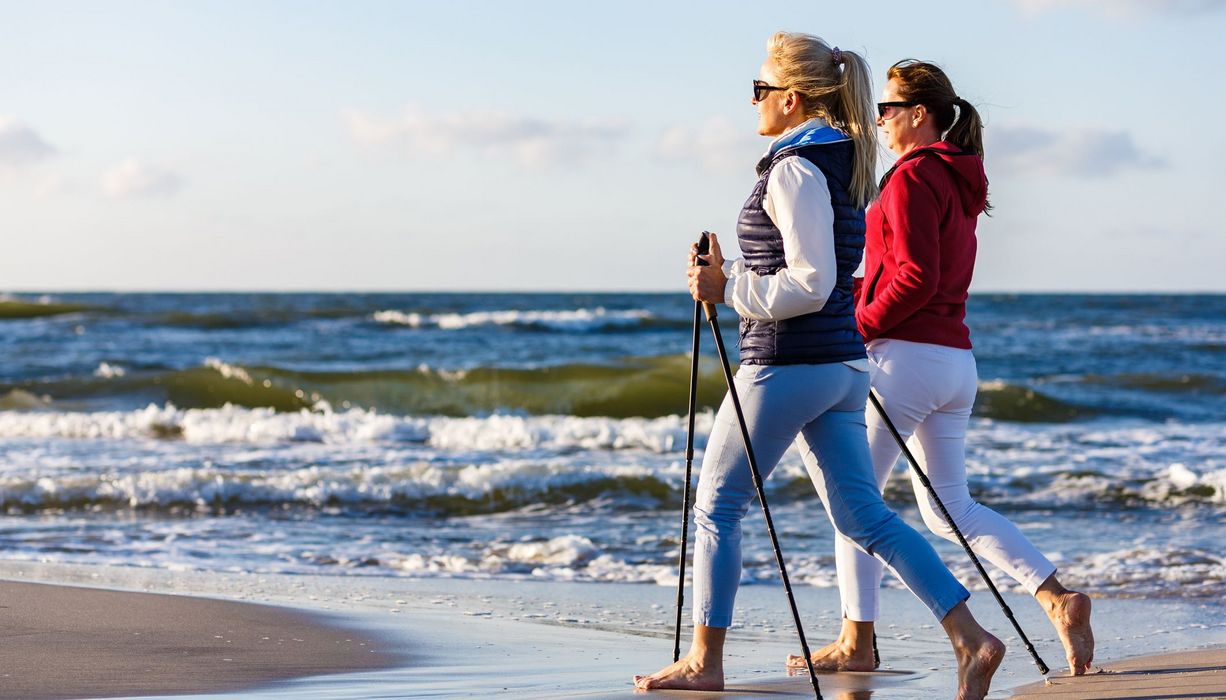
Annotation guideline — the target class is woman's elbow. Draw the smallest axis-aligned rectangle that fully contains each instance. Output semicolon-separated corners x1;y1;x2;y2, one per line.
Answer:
899;270;939;300
780;285;833;319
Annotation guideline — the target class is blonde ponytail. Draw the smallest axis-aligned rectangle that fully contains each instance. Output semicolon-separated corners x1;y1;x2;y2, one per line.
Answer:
767;32;878;208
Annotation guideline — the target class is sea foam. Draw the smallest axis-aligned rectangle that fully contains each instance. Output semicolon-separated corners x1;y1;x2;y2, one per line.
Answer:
0;404;711;452
373;307;653;331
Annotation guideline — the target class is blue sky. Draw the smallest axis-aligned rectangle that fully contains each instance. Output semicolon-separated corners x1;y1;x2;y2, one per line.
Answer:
2;0;1222;292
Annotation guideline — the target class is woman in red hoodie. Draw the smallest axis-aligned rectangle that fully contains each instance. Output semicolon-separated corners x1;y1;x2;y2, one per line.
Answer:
789;60;1096;676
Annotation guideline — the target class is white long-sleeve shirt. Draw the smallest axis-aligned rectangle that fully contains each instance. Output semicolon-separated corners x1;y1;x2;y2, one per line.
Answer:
720;118;868;371
722;155;837;321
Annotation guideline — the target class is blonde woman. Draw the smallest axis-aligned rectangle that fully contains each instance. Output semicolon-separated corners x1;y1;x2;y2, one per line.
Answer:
634;34;1003;700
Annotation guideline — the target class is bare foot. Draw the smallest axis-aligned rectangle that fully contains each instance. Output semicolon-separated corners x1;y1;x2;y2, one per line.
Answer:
1046;590;1094;675
955;633;1004;700
786;638;877;672
633;654;724;691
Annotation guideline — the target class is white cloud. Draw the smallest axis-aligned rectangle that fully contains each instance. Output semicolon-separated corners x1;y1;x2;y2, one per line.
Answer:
33;174;73;198
0;117;56;170
656;116;763;174
101;159;184;198
1013;0;1225;18
987;125;1163;177
344;105;630;168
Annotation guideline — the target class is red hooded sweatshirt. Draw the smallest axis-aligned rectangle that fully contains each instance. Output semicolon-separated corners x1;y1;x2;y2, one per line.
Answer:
854;140;988;349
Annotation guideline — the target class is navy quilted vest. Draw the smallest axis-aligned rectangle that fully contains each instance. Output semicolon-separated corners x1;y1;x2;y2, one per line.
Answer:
736;130;867;365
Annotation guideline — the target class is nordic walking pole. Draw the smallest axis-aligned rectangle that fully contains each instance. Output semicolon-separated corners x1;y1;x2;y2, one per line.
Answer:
695;232;823;699
672;298;703;663
867;390;1050;676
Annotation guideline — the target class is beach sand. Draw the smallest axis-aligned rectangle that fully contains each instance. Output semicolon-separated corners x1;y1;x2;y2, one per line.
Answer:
0;579;400;700
1;561;1224;698
1009;647;1226;699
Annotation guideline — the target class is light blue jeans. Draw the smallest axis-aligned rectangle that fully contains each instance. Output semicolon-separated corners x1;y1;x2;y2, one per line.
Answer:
692;362;969;628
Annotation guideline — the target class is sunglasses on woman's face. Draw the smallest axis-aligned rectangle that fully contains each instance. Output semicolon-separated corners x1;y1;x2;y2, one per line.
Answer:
753;80;787;102
877;101;917;119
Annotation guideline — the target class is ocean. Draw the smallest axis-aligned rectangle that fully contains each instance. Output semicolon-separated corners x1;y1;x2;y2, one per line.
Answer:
1;292;1223;601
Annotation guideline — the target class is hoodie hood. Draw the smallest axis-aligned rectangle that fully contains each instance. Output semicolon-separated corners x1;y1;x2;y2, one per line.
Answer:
891;140;987;216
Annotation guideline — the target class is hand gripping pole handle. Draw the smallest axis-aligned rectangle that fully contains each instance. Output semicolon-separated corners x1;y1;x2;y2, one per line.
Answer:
695;231;718;321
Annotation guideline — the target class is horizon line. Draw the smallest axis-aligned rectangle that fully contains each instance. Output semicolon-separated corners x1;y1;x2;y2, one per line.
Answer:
4;288;1226;296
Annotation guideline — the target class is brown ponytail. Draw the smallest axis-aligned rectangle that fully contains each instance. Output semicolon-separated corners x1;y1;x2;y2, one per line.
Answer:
946;97;986;159
888;59;991;211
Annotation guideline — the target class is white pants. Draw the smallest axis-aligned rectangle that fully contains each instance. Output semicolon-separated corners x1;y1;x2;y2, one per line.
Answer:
835;338;1057;622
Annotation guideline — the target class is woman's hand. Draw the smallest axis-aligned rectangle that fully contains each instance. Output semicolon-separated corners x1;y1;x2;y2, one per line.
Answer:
687;232;727;304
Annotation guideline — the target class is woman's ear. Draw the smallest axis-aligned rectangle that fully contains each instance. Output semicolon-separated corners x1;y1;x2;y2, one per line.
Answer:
912;104;926;127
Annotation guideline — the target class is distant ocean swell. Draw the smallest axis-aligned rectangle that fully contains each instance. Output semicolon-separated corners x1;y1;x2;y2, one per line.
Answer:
0;299;680;333
5;356;1203;422
370;307;680;332
0;299;96;319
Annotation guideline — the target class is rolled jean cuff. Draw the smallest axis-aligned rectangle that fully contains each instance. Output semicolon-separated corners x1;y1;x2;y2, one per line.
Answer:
694;609;732;628
929;583;972;622
842;593;880;623
1019;562;1059;596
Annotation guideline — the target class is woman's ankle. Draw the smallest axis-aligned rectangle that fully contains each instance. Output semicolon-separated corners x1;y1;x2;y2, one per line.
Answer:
1035;573;1071;611
838;618;876;648
686;624;728;663
940;602;987;647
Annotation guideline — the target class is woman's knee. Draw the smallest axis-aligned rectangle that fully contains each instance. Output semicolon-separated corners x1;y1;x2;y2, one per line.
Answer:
833;501;900;551
919;505;957;541
918;495;976;542
693;494;751;533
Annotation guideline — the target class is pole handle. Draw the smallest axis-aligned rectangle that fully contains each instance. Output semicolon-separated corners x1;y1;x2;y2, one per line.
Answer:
695;231;718;321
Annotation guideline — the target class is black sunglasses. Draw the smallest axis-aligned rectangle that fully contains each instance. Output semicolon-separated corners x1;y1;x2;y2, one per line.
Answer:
753;79;788;102
877;101;917;118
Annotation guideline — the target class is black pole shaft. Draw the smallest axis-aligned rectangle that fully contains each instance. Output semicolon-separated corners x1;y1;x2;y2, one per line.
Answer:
867;390;1050;676
673;300;703;663
704;302;822;699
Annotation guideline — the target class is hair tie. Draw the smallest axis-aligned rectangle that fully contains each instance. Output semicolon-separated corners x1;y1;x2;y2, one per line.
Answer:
831;47;844;66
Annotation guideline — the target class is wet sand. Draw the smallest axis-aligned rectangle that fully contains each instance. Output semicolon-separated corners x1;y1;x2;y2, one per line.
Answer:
0;579;401;700
1010;646;1226;698
1;562;1224;698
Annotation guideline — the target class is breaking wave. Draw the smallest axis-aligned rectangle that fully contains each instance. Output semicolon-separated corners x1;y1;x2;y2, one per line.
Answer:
0;405;1222;513
6;358;1140;422
371;307;669;332
2;355;730;417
